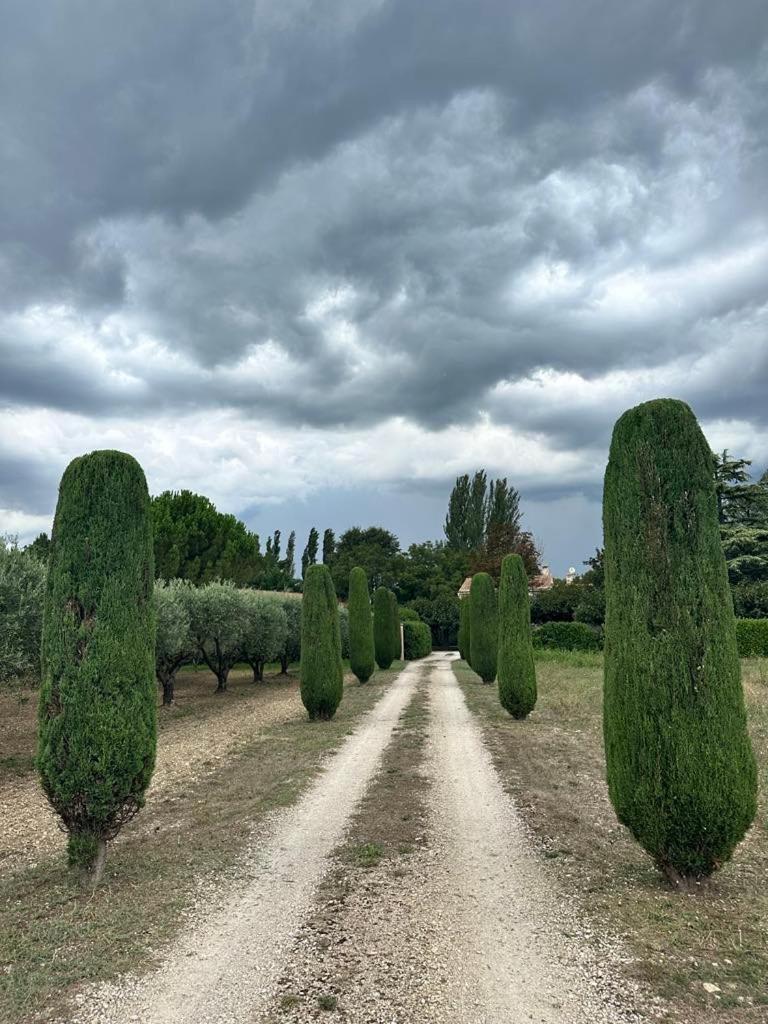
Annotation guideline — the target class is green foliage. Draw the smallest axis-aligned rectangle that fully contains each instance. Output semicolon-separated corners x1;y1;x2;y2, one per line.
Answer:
603;399;757;881
151;490;260;585
339;605;350;659
732;580;768;619
398;606;421;622
530;580;581;623
457;597;471;662
255;528;297;591
403;620;432;660
241;591;288;682
186;580;246;691
154;579;193;704
278;596;302;672
25;532;51;563
373;586;397;669
322;528;336;565
330;527;400;599
444;471;488;551
38;451;156;873
469;573;497;683
348;567;375;683
735;618;768;657
389;590;401;660
532;620;601;652
722;526;768;585
301;527;319;578
0;538;46;683
497;554;536;718
714;450;768;527
300;565;343;720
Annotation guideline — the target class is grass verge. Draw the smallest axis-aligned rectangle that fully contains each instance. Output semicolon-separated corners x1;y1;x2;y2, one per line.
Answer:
456;654;768;1024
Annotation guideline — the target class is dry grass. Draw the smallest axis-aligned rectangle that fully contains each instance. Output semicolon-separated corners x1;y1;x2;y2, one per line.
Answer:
456;653;768;1024
0;663;404;1024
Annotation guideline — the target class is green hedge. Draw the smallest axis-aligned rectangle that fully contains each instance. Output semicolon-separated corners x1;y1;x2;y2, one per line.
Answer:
736;618;768;657
532;620;602;652
398;606;421;623
403;620;432;660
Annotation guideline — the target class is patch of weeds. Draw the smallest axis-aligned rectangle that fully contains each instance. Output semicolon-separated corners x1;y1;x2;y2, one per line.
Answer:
317;993;338;1011
279;993;301;1010
351;841;384;867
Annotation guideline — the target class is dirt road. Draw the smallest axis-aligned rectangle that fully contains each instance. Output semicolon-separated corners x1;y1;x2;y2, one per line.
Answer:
67;653;637;1024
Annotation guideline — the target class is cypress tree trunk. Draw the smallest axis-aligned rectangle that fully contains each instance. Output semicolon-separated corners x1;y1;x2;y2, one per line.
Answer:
38;450;156;885
469;572;497;683
300;564;343;720
373;586;395;669
603;399;757;883
458;598;471;662
497;554;536;719
349;567;376;683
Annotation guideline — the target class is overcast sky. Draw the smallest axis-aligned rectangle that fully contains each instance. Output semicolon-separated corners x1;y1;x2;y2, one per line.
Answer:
2;2;767;573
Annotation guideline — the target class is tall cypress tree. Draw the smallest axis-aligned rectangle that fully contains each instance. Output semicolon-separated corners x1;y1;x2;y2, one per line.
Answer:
38;451;156;884
373;585;396;669
389;590;401;662
458;597;471;663
604;399;757;883
348;567;376;683
300;564;343;720
469;572;497;683
497;554;536;719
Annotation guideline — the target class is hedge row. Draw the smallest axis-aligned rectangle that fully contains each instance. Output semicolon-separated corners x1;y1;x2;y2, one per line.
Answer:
403;620;432;660
735;618;768;657
532;620;602;652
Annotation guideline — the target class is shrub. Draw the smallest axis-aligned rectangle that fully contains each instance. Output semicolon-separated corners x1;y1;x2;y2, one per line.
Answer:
373;586;397;669
603;398;757;883
0;538;46;684
469;573;497;683
278;596;302;673
38;451;156;883
530;579;581;623
457;598;471;663
497;554;536;719
403;620;432;660
154;579;194;705
348;567;376;683
398;606;421;623
186;580;246;692
300;564;343;720
241;591;288;682
735;618;768;657
532;620;602;652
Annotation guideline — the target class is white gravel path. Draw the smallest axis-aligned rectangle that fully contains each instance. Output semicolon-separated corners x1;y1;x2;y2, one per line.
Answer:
68;661;427;1024
424;653;639;1024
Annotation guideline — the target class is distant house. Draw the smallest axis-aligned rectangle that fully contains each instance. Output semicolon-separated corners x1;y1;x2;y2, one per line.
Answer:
565;566;578;585
529;565;554;593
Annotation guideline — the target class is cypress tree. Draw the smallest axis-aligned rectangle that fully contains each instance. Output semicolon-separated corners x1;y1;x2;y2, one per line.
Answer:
604;399;757;883
348;567;376;683
38;451;156;884
497;554;536;718
469;572;497;683
458;598;471;662
300;564;343;720
373;586;396;669
389;590;401;662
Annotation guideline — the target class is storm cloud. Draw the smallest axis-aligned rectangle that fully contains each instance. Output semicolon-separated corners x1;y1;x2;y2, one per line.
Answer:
2;1;767;567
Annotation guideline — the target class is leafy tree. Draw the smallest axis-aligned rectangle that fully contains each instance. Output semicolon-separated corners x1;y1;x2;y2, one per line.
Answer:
0;537;46;684
38;451;156;884
330;527;399;599
486;478;522;535
154;579;194;705
714;451;768;526
241;592;288;682
301;527;320;578
282;531;296;580
732;580;768;619
373;586;397;669
278;596;302;672
187;580;246;692
604;399;756;884
469;572;497;683
322;528;336;565
457;597;471;662
407;586;461;648
530;579;582;624
25;532;51;563
300;565;343;720
469;521;540;581
151;490;260;585
444;471;487;550
348;567;375;683
497;555;536;718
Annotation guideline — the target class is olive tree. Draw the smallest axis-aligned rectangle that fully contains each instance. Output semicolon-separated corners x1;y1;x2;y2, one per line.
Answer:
241;591;288;682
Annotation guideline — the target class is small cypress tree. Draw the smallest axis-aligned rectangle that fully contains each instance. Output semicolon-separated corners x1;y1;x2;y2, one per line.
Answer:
373;586;396;669
604;399;757;883
458;598;471;662
300;564;343;720
497;554;536;718
389;590;401;662
38;451;156;884
348;567;375;683
469;572;497;683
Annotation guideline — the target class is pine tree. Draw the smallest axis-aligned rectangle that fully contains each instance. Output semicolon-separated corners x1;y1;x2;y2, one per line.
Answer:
300;564;343;720
348;567;376;683
604;399;757;883
458;597;471;662
373;586;396;669
301;527;320;578
497;554;536;718
38;451;156;884
469;572;497;683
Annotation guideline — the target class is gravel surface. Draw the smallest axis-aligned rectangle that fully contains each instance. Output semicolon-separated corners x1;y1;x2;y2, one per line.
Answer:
65;662;424;1024
0;674;300;872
